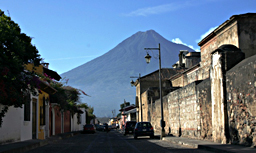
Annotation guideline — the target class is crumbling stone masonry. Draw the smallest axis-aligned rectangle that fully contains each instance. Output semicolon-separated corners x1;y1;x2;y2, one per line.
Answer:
226;54;256;147
168;81;201;138
197;78;212;140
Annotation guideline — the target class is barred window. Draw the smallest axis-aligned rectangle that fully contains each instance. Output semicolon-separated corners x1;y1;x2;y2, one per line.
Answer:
24;93;31;121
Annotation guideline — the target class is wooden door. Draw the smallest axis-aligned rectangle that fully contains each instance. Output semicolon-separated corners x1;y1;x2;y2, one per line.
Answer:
32;98;37;139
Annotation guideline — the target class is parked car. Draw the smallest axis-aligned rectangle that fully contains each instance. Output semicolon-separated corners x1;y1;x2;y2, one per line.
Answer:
83;124;96;134
111;124;116;129
123;121;137;135
95;124;104;131
133;122;154;139
103;123;109;131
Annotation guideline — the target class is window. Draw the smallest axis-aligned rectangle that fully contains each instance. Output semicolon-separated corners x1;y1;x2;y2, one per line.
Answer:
24;93;31;121
40;97;46;125
77;114;81;124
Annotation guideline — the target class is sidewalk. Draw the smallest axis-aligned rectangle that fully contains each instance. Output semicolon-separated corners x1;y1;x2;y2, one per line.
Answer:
118;129;255;152
162;135;256;153
0;131;81;153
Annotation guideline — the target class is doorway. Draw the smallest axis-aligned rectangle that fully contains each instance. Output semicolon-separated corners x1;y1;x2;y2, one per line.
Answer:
32;98;37;139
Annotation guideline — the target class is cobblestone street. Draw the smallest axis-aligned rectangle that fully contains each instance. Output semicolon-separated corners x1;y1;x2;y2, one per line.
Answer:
24;130;212;153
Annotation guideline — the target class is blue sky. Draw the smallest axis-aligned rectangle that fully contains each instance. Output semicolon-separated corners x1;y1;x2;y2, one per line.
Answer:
2;0;256;74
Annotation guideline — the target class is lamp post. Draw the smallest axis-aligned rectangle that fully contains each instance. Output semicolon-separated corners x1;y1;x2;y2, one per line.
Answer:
130;74;142;122
144;43;165;139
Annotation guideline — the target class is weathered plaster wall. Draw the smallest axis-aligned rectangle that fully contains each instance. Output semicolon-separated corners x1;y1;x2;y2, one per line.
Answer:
200;22;239;80
172;76;184;87
79;108;86;131
137;80;160;122
0;93;36;144
168;82;200;138
210;52;226;143
197;78;212;140
171;67;200;88
210;45;246;144
141;91;149;122
152;96;169;135
199;14;256;81
186;69;199;85
71;113;83;131
238;15;256;58
0;105;22;144
226;54;256;147
142;88;169;135
21;94;37;141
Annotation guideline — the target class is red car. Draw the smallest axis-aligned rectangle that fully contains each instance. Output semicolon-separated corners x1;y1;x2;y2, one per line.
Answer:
83;124;96;134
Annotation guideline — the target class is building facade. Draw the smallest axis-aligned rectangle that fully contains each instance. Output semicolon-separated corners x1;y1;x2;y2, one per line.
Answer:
137;13;256;147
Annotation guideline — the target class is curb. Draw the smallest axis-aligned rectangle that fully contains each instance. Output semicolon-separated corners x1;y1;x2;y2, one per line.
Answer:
162;137;198;148
0;131;81;153
162;136;256;153
0;140;48;153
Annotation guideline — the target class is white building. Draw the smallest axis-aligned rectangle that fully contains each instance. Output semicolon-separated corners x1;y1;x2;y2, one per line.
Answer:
0;92;38;144
71;108;86;131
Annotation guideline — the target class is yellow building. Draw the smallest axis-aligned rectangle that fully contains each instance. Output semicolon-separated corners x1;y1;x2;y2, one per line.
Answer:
25;63;60;139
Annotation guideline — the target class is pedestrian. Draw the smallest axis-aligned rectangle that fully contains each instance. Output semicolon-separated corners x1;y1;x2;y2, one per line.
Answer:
116;123;119;130
105;124;109;132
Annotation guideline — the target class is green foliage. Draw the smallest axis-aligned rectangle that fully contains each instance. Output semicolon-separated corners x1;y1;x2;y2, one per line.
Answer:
50;81;89;116
120;102;130;109
78;103;89;109
0;10;41;127
77;103;94;118
50;82;68;109
87;107;94;117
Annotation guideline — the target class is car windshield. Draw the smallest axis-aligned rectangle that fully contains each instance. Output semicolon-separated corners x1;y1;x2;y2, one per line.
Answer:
137;122;151;128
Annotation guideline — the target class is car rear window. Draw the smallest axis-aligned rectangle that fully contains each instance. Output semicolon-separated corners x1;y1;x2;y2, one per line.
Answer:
84;124;93;128
137;122;152;128
126;122;136;127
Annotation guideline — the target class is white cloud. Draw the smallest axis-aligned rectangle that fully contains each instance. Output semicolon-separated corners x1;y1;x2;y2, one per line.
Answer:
124;2;193;16
196;26;218;43
172;38;199;51
123;0;218;17
172;38;183;44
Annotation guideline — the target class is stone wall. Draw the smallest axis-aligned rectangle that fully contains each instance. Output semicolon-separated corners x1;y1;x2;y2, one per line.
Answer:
168;82;200;138
171;66;200;87
137;80;170;122
226;54;256;147
152;96;169;135
171;74;184;87
199;14;256;81
237;15;256;58
199;20;239;80
211;51;227;143
142;88;170;135
196;78;212;140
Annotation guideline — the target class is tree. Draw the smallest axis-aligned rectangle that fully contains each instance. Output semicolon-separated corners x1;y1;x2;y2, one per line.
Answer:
0;10;41;126
50;81;89;115
78;103;94;124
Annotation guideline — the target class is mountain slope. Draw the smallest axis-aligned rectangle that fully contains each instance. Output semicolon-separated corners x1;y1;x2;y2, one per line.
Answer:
61;30;194;117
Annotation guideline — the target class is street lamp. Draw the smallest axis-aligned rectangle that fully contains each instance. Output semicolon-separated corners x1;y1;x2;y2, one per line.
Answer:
144;43;165;139
130;74;142;122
